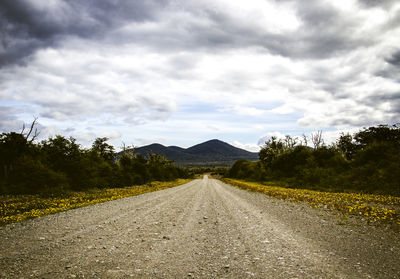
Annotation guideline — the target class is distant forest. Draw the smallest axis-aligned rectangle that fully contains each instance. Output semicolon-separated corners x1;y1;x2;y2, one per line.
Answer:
0;119;191;194
227;124;400;196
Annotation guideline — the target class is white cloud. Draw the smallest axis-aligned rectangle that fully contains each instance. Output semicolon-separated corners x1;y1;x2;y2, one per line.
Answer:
218;105;266;116
231;141;260;152
208;0;301;33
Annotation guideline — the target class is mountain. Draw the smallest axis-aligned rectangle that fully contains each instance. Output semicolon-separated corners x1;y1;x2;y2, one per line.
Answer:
131;139;258;166
186;139;256;157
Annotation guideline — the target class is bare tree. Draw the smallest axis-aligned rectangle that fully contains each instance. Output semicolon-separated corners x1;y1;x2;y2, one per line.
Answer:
302;133;308;146
20;117;40;143
311;130;324;149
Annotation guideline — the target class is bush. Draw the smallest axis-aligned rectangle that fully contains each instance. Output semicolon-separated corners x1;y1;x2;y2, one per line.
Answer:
6;156;69;194
228;160;266;181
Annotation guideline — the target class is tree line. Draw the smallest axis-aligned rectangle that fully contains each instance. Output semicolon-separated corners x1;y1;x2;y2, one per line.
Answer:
228;125;400;195
0;121;191;195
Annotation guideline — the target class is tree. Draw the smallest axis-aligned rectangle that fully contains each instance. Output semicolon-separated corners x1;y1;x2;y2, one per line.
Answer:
353;124;400;148
284;135;298;150
311;130;324;149
0;132;36;192
336;133;356;160
259;136;285;168
147;153;173;181
41;136;88;189
228;160;264;180
0;118;41;182
259;135;299;168
91;137;115;162
270;145;312;178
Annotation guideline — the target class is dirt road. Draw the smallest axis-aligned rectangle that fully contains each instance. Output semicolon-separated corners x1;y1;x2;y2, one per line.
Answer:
1;177;399;278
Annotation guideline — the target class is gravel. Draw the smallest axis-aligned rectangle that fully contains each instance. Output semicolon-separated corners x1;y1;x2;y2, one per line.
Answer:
1;176;399;278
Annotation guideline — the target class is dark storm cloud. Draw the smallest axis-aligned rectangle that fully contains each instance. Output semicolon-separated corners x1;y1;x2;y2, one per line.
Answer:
358;0;399;9
375;50;400;82
289;0;372;58
0;0;165;66
386;50;400;66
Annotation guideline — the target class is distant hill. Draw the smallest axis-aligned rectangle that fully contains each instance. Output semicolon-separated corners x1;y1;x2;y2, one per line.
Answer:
129;139;258;166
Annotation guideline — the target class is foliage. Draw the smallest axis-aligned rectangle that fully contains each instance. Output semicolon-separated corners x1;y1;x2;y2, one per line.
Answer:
91;137;115;162
0;179;191;225
0;121;192;194
336;133;356;160
222;178;400;226
258;136;287;168
228;160;266;181
188;166;228;176
227;125;400;196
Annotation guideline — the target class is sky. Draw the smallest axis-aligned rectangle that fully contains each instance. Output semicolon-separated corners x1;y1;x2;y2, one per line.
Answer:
0;0;399;152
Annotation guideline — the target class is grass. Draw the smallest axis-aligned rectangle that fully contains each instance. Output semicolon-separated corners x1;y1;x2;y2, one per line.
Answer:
221;178;400;226
0;179;192;226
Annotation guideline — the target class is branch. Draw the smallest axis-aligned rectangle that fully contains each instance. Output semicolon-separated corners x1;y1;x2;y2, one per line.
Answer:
25;117;38;140
29;128;40;143
311;130;323;149
20;123;26;135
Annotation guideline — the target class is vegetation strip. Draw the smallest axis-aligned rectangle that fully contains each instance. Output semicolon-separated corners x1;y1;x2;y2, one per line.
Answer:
0;179;192;226
221;178;400;225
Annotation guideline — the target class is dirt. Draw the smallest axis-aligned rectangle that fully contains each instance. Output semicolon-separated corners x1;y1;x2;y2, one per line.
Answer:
1;176;399;278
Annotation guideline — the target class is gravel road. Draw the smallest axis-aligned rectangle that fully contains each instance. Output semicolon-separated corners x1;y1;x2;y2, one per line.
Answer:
1;176;399;278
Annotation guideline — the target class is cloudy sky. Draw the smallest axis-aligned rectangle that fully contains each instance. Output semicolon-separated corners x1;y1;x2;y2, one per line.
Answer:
1;0;399;151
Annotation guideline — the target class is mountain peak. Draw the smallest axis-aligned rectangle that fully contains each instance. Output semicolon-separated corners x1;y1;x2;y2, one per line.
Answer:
201;139;230;146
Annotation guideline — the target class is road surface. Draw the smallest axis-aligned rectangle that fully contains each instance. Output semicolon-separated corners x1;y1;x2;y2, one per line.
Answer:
1;176;399;278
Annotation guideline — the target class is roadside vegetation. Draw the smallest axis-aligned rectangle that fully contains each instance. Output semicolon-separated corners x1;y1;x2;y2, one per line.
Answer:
188;166;228;178
0;179;191;226
222;178;400;225
0;119;192;195
227;124;400;196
